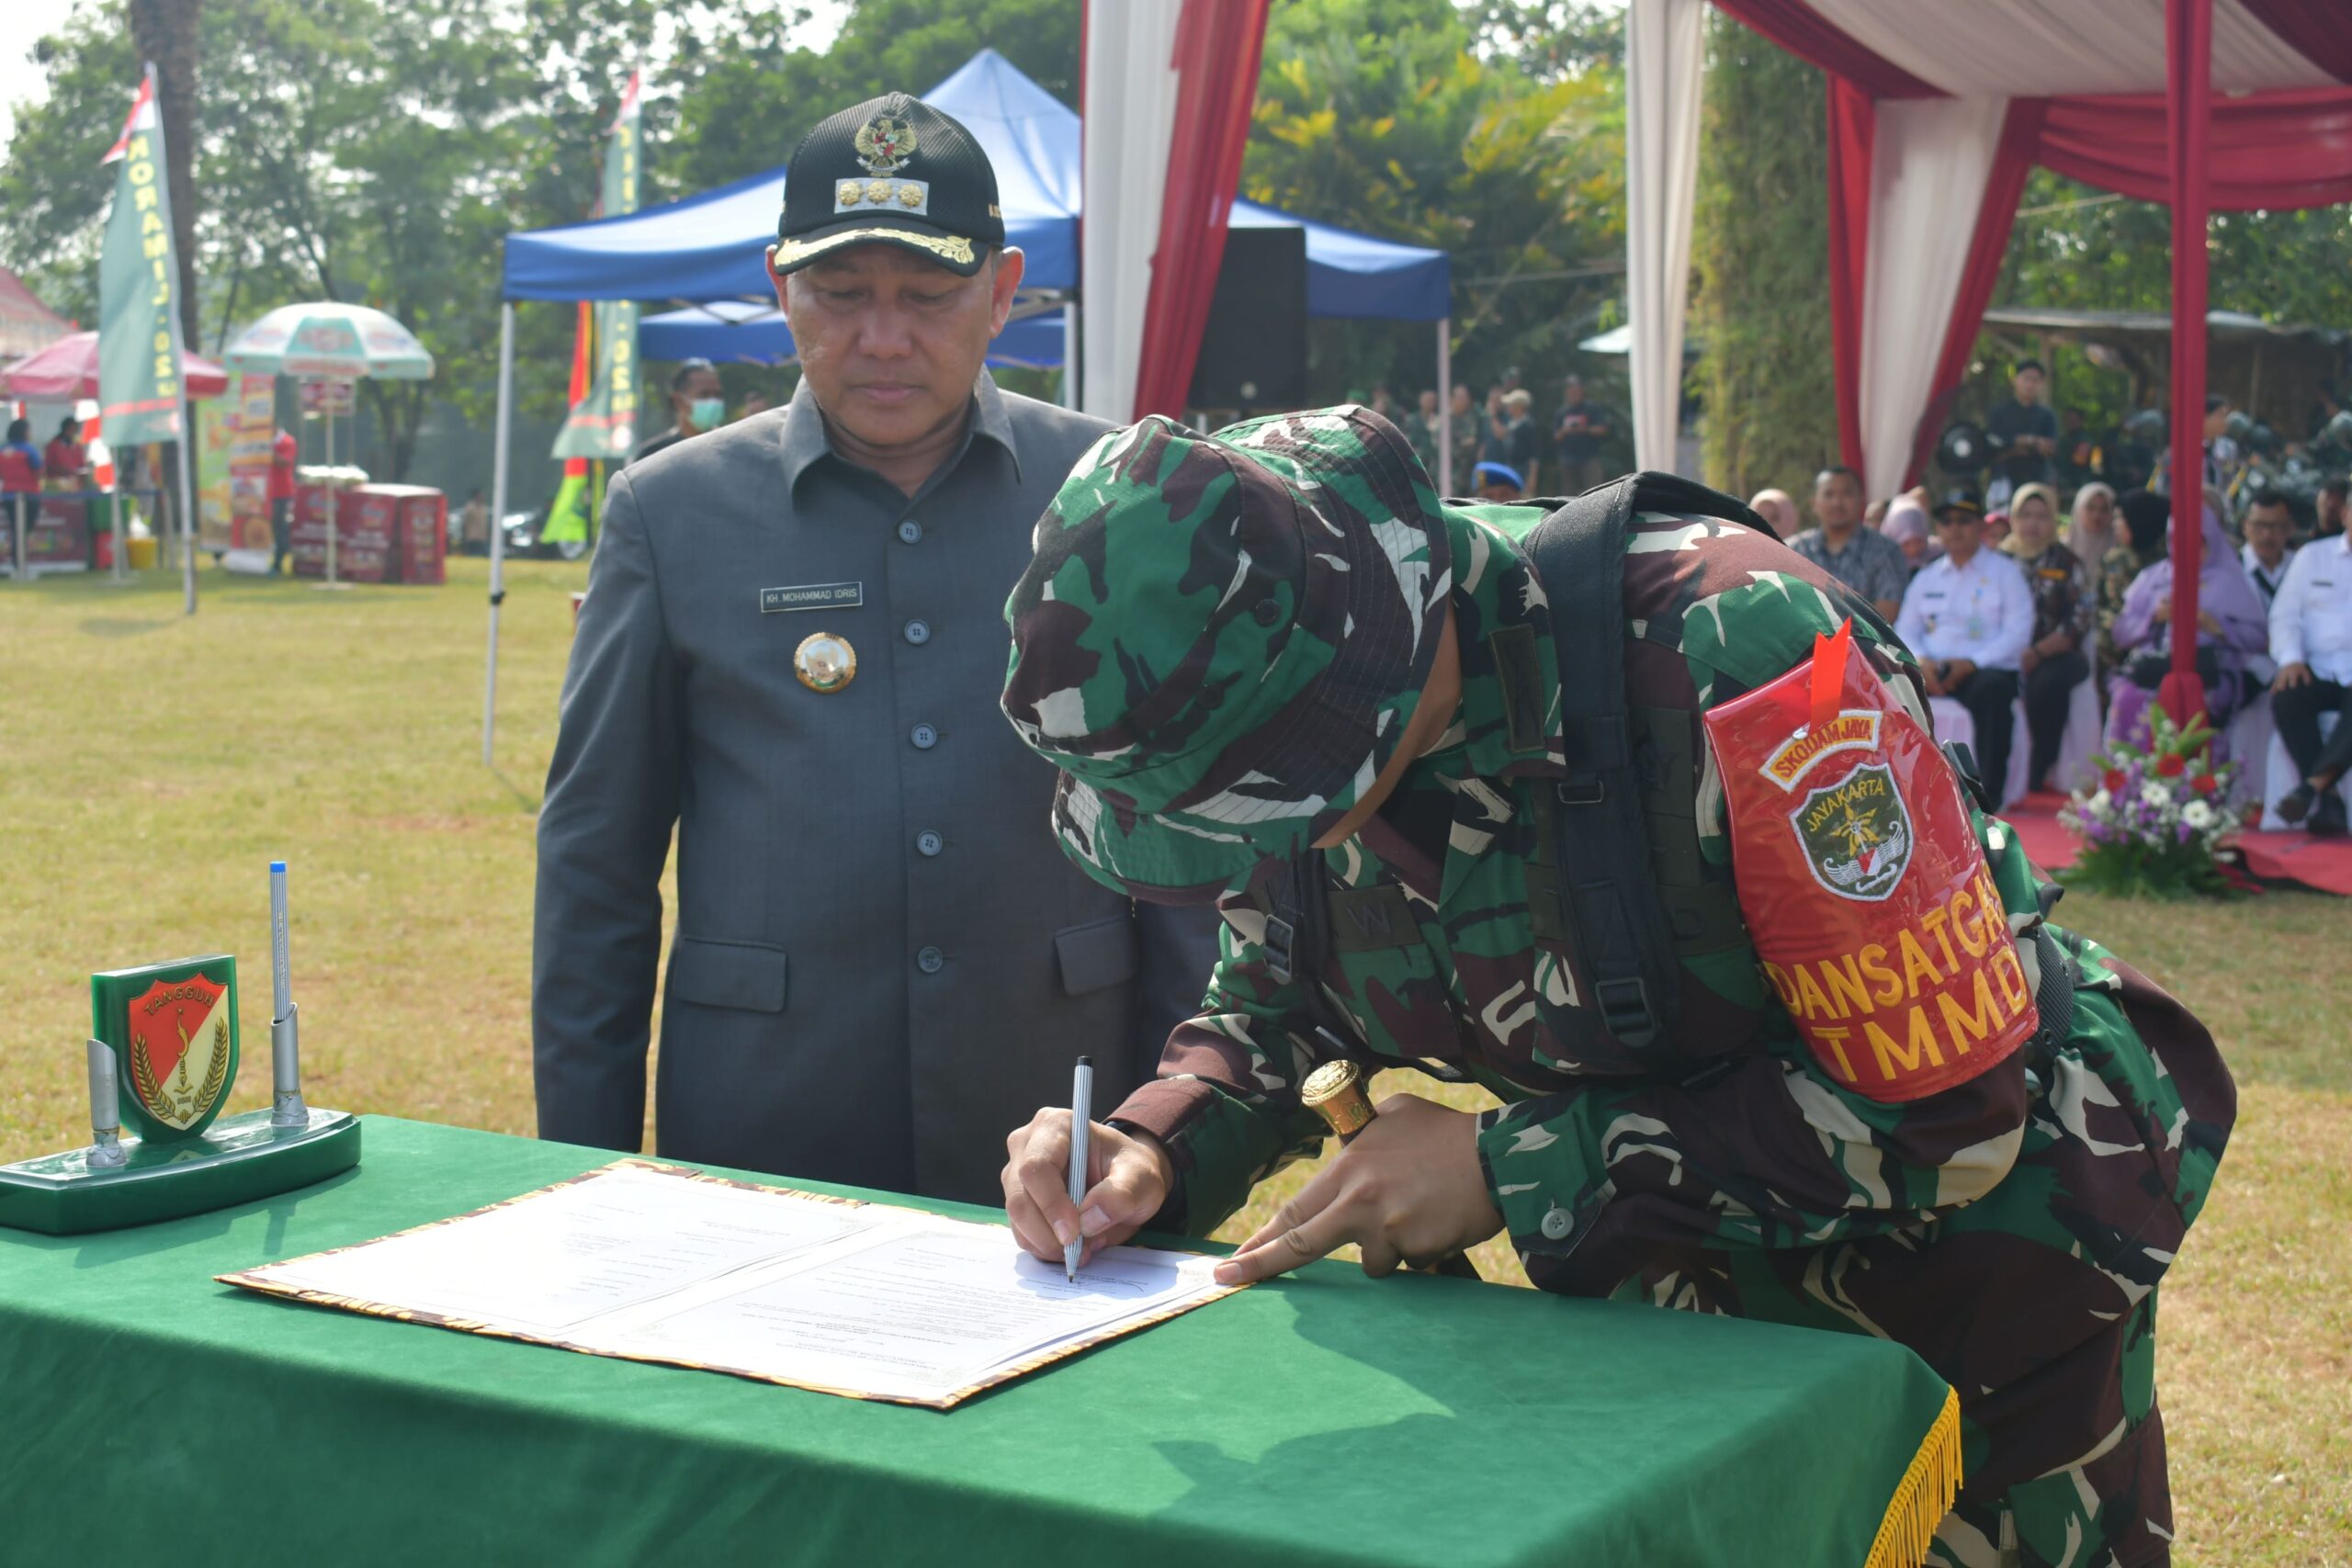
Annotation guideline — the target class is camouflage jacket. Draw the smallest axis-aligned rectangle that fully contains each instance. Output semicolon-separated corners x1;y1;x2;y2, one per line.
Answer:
1106;503;2217;1288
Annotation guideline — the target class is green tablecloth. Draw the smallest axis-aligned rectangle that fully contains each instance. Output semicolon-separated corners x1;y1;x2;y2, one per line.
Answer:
0;1117;1957;1567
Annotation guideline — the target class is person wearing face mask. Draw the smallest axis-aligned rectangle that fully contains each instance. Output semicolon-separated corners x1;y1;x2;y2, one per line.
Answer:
628;358;728;467
535;93;1220;1204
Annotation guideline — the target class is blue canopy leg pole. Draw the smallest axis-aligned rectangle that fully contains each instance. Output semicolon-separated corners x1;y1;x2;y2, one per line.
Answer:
482;301;514;767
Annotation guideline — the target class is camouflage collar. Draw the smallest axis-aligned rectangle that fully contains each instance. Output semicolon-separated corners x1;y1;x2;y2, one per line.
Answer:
1355;506;1566;908
1430;505;1566;785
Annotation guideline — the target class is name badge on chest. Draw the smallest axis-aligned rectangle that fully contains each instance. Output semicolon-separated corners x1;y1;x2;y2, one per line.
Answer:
761;581;865;614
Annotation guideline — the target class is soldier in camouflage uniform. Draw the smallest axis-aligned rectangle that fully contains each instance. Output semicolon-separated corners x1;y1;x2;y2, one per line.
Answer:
994;407;2233;1568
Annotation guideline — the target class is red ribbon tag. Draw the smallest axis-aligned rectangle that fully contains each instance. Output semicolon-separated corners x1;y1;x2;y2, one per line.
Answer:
1808;618;1852;736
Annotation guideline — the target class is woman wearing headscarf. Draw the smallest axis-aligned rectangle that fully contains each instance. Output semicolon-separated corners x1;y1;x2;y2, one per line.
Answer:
2002;485;2096;789
1879;495;1933;576
2104;501;2271;748
2098;491;2170;671
2066;481;2118;597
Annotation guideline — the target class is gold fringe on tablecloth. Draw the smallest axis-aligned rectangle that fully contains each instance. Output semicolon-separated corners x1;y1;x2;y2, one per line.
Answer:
1862;1386;1962;1568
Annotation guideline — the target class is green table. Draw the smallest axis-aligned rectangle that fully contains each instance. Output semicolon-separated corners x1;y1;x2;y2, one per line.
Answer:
0;1118;1957;1567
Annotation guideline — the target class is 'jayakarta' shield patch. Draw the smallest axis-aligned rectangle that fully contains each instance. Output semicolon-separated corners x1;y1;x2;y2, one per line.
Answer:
124;972;234;1132
1792;761;1913;902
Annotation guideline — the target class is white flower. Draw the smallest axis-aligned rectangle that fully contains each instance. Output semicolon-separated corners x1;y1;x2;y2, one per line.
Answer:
2086;789;2112;817
2140;783;2171;808
2183;800;2215;830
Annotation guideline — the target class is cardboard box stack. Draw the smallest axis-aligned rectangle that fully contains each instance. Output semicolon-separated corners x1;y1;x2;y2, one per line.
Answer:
288;471;447;585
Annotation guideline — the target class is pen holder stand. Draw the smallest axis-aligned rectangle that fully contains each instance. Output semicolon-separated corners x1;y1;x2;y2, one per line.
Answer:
0;954;360;1235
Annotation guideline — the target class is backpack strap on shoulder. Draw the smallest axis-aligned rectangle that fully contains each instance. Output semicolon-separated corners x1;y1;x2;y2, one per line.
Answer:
1517;472;1700;1056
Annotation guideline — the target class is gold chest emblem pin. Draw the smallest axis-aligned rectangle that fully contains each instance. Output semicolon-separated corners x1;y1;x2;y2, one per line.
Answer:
795;632;857;694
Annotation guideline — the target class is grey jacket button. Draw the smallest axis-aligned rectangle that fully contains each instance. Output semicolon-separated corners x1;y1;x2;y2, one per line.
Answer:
904;619;931;645
898;518;922;544
916;945;944;974
910;723;938;749
1539;1207;1574;1242
916;830;944;857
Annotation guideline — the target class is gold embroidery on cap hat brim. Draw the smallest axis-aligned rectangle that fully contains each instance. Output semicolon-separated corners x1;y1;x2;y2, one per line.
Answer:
775;228;977;269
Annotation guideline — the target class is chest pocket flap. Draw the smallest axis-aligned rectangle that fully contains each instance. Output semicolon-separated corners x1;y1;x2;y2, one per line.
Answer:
1056;915;1140;996
1327;886;1421;953
668;936;788;1012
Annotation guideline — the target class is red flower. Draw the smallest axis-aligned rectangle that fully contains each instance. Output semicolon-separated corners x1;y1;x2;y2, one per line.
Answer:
2102;769;2128;794
2155;752;2187;778
2190;773;2219;795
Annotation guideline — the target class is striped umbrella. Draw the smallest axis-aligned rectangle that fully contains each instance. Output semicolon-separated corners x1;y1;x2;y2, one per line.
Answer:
223;302;434;380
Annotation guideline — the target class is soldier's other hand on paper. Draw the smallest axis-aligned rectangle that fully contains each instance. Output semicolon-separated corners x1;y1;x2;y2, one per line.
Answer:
1213;1094;1502;1285
1002;1110;1172;1269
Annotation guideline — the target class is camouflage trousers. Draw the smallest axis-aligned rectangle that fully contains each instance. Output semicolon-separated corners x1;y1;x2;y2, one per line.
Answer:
1528;953;2229;1568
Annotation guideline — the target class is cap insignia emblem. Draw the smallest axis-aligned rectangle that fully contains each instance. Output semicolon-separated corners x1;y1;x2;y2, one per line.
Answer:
837;180;864;207
854;114;919;175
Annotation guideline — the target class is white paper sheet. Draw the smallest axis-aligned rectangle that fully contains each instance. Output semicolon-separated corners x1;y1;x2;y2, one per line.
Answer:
223;1161;1238;1407
619;1224;1227;1404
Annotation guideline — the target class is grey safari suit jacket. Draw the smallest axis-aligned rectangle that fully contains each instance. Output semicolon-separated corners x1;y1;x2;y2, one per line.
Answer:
533;374;1220;1205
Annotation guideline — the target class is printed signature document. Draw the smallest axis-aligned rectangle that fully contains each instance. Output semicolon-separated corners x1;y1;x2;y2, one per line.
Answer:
220;1160;1242;1408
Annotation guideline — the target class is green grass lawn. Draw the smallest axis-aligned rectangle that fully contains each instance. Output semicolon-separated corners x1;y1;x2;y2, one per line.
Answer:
2;558;2345;1562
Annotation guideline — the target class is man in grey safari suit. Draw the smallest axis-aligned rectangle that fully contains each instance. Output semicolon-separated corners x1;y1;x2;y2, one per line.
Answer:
533;92;1218;1204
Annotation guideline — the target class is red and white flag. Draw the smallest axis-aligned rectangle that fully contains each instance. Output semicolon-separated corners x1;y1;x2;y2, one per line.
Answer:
1080;0;1271;423
101;72;158;164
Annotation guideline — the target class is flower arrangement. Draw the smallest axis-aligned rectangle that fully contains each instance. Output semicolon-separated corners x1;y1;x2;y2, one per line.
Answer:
2060;706;2242;897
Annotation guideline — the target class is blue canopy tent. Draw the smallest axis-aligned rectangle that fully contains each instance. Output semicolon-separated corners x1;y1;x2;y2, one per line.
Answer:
481;49;1456;759
639;300;1069;370
502;51;1449;320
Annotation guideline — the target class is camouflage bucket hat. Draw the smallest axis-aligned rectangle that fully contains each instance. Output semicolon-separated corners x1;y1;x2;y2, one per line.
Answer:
1001;406;1453;901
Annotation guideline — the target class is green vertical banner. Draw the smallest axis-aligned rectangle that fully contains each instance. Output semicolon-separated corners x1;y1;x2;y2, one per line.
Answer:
551;71;643;467
97;67;188;449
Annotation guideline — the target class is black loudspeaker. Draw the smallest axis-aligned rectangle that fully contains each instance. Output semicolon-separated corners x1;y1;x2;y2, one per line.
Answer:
1187;226;1307;413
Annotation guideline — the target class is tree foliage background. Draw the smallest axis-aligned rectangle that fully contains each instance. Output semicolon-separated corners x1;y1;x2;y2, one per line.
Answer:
1690;12;1835;505
5;0;2346;491
1244;0;1626;419
0;0;1079;479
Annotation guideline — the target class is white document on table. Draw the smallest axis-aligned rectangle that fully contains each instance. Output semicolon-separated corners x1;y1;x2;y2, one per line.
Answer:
220;1160;1240;1407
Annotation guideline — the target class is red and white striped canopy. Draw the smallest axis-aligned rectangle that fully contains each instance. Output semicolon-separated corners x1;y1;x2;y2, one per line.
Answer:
1721;0;2348;97
1629;0;2349;724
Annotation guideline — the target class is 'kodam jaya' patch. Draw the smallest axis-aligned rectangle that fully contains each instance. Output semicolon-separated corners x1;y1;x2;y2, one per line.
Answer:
1793;761;1913;902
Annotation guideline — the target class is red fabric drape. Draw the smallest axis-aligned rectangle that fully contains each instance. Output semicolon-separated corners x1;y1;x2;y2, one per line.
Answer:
564;300;592;480
1903;96;2049;490
2162;0;2213;725
1710;0;1943;99
2235;0;2352;86
2038;86;2352;211
1825;77;1874;477
1129;0;1272;421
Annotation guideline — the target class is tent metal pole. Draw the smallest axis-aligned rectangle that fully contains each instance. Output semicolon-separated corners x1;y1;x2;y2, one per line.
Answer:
175;429;198;615
1436;317;1453;496
482;301;515;766
1062;300;1080;411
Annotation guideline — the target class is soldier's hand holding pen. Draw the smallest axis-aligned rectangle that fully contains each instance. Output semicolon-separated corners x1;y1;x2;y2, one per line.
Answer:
1002;1109;1173;1269
1212;1094;1502;1285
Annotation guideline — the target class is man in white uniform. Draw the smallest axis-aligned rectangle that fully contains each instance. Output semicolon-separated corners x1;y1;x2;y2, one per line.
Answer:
2268;524;2352;835
1897;487;2034;807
